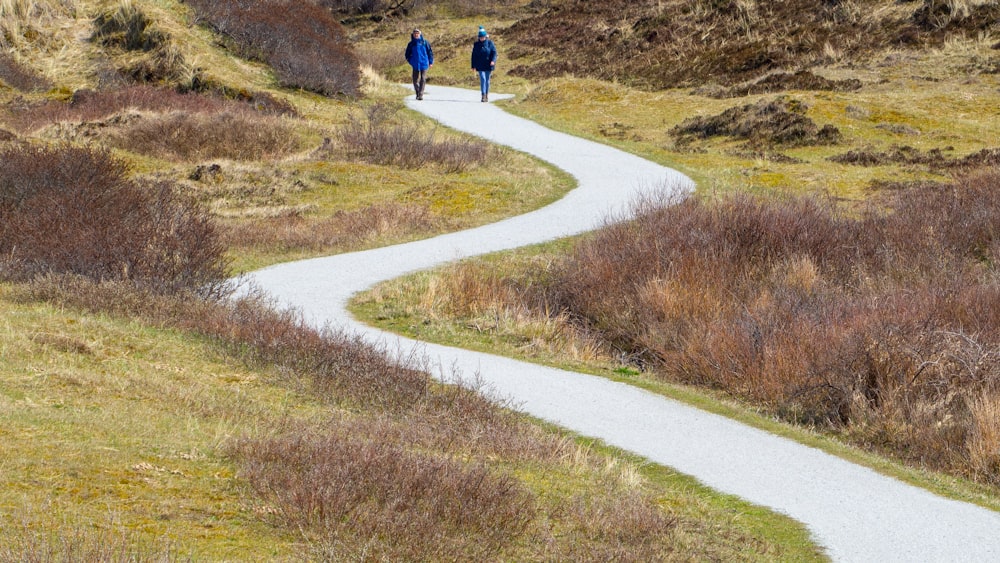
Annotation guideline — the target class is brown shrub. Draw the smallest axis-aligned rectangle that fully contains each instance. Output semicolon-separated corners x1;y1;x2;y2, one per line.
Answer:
227;423;536;560
715;70;864;98
222;203;441;257
0;85;292;133
186;0;360;97
109;110;304;161
337;103;492;171
0;515;180;562
505;0;935;89
0;144;228;296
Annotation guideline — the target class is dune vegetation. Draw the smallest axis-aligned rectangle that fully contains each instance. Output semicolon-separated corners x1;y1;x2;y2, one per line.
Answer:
2;0;998;559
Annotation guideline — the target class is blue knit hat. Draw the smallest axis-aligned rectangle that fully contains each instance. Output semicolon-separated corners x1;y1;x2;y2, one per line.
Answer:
478;26;487;37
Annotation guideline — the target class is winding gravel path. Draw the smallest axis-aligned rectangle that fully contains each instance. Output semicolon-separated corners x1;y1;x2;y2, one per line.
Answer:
242;85;1000;562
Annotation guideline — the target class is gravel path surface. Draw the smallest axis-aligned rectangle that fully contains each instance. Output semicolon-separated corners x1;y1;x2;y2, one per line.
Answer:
241;85;1000;562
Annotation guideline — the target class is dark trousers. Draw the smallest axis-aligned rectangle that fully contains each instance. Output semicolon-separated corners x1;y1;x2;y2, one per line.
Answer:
412;69;427;97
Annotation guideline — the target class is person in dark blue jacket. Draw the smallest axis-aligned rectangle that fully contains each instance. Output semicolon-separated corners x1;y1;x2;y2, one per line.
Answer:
470;26;497;102
405;28;433;100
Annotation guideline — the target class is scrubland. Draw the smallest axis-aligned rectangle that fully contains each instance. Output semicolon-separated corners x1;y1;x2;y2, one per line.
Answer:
3;0;999;558
0;0;831;559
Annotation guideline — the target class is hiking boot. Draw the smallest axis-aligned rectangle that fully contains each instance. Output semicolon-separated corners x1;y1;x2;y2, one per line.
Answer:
481;94;486;102
484;93;488;102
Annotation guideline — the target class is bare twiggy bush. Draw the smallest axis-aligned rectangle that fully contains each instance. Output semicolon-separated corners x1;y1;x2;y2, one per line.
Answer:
109;110;304;161
548;492;677;562
338;103;491;171
0;144;228;296
228;423;536;560
0;512;183;562
185;0;360;97
222;203;441;257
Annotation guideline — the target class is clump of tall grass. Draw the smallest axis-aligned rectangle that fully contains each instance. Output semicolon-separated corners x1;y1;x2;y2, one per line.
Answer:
0;144;228;296
91;0;191;85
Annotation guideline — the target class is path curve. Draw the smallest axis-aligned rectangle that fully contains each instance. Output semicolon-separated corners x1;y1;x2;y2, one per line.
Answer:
242;85;1000;562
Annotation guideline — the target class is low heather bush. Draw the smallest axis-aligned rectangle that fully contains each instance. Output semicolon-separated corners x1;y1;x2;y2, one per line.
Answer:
222;203;440;257
109;110;304;161
185;0;360;97
228;423;536;560
0;144;228;295
338;103;491;171
671;96;842;148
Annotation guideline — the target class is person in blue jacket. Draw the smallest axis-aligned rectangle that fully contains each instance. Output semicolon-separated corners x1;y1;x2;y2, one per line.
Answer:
405;28;433;100
470;26;497;102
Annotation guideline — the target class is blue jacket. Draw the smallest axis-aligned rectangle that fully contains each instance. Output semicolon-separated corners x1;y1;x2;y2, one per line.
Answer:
471;38;497;72
405;37;433;71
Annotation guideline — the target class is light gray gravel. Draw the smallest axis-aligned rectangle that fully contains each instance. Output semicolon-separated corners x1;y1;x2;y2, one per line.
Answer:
241;85;1000;562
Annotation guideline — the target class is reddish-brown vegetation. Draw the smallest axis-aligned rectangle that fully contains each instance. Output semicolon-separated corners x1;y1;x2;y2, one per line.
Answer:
337;103;493;171
0;53;51;92
184;0;361;97
449;170;1000;484
0;144;228;296
222;203;441;258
